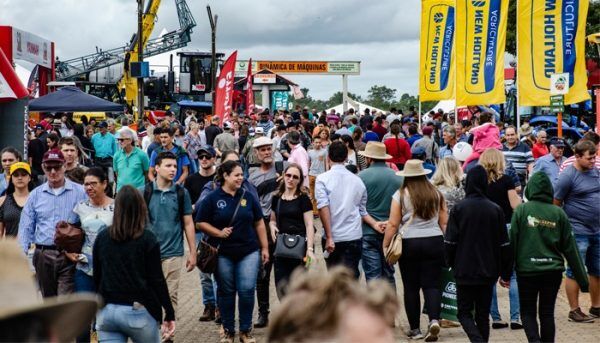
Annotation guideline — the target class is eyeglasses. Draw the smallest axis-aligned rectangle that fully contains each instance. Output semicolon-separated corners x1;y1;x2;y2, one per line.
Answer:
84;181;100;188
117;138;130;142
42;164;62;172
199;155;212;160
284;173;300;180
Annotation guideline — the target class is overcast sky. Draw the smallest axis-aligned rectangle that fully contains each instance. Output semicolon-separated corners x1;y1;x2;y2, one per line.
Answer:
1;0;421;101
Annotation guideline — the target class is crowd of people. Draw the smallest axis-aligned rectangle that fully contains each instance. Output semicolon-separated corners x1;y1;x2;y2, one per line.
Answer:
0;104;598;343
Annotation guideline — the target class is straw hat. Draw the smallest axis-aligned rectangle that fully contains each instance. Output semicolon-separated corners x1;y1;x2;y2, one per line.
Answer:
358;141;392;160
519;123;533;136
0;239;101;341
396;159;432;177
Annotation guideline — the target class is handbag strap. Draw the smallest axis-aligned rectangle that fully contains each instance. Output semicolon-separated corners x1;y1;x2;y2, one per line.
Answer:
228;188;246;228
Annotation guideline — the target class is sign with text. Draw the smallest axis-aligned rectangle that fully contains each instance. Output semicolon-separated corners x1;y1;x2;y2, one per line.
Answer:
254;73;276;84
550;94;564;113
235;61;360;76
12;28;51;68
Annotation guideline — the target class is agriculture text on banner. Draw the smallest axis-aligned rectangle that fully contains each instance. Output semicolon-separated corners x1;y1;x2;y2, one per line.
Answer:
419;0;455;102
215;51;238;126
455;0;508;106
517;0;590;106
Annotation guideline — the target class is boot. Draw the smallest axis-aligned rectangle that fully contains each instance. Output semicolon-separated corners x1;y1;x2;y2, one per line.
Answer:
239;331;256;343
254;312;269;328
214;307;222;325
199;303;216;322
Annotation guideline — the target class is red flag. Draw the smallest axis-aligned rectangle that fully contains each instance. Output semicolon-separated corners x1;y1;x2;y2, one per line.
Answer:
215;50;237;126
245;58;255;116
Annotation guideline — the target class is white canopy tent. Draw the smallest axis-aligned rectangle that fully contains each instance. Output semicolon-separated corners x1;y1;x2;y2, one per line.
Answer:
326;98;386;115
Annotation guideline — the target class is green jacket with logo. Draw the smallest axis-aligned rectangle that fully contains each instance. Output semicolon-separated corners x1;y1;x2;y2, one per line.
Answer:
510;172;589;291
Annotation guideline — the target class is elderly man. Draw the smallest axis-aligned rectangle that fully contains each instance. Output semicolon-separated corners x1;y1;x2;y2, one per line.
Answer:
502;126;534;187
113;127;149;191
439;126;458;159
18;149;87;297
213;122;239;157
532;137;567;185
531;130;549;159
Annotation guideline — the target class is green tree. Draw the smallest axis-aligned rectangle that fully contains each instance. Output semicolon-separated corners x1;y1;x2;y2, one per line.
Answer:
324;91;364;109
365;85;397;110
506;1;516;56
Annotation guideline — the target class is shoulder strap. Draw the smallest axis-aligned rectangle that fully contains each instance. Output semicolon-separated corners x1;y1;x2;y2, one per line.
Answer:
275;161;284;175
176;184;185;228
276;195;281;229
228;188;246;228
144;183;153;220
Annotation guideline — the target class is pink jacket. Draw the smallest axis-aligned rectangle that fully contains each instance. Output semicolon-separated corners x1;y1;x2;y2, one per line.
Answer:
462;123;502;170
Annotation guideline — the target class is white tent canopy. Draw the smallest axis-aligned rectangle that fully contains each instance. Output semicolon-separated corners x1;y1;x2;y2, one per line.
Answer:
326;98;386;115
430;99;456;113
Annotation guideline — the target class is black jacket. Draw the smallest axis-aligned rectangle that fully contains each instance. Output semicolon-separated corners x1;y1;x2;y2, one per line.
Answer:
444;165;513;285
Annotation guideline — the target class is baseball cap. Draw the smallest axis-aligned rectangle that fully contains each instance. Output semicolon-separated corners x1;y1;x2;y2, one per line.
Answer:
223;121;232;130
42;149;65;164
98;121;108;128
9;162;31;176
197;145;216;157
254;127;264;135
549;137;565;147
253;136;273;148
35;124;45;130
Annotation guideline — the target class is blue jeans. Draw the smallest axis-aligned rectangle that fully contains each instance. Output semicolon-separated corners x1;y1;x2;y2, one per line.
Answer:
361;235;395;288
196;232;217;306
74;269;96;293
215;250;261;334
566;233;600;278
96;304;160;343
322;238;362;279
490;270;520;322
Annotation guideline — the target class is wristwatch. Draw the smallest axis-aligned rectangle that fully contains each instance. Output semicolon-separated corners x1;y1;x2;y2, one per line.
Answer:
307;247;314;252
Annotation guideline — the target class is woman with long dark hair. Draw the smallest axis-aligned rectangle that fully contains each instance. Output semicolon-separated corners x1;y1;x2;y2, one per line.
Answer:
0;147;22;196
196;160;269;343
93;185;175;342
340;135;360;171
0;162;33;237
383;159;448;341
269;164;314;299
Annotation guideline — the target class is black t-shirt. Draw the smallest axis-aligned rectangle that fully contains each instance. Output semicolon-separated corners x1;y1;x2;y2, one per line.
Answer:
272;193;312;235
28;138;46;174
185;172;215;204
487;174;515;224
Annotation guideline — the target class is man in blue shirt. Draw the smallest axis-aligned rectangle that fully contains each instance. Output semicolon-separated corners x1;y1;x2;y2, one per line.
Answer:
149;127;191;185
439;126;457;159
406;124;423;147
91;121;117;175
533;137;567;186
18;149;87;297
141;151;196;340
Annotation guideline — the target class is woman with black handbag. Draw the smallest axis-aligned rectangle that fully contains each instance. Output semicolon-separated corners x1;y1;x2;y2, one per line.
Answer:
196;160;269;343
269;163;315;299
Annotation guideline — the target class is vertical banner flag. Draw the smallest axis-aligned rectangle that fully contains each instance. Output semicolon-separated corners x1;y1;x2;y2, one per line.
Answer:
246;58;255;116
215;50;238;126
517;0;590;106
419;0;456;102
456;0;509;106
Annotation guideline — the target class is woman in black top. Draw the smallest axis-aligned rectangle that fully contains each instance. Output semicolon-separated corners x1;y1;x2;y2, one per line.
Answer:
93;185;175;343
269;164;315;299
0;162;33;237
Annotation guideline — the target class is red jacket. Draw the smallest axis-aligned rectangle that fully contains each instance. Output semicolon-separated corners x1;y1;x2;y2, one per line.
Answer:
384;137;412;165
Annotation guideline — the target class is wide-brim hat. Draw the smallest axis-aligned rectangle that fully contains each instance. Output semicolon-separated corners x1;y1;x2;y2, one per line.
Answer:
358;141;392;160
396;159;432;177
519;123;533;136
0;240;101;342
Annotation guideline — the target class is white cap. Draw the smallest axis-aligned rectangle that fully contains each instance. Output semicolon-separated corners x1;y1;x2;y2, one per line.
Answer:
254;127;264;134
452;142;473;162
253;136;273;148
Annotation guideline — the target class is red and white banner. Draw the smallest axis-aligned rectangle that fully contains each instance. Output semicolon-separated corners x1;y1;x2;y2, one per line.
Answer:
0;48;29;100
12;28;52;69
215;51;237;126
246;58;255;116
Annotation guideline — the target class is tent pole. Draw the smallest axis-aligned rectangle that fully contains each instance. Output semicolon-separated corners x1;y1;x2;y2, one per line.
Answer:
23;105;29;160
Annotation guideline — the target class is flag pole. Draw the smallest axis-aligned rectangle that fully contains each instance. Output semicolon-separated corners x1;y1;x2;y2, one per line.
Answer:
515;0;521;139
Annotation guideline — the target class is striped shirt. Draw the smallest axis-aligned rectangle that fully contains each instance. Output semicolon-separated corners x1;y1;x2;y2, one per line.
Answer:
559;155;600;173
502;142;534;180
18;179;87;253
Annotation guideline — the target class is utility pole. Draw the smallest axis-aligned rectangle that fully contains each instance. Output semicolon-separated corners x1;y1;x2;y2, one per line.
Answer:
207;5;218;116
137;0;145;122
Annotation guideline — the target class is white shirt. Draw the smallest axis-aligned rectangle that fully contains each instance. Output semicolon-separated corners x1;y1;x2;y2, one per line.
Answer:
315;164;367;242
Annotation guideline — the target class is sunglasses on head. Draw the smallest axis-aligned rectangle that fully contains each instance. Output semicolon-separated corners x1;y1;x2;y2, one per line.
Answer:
285;173;300;180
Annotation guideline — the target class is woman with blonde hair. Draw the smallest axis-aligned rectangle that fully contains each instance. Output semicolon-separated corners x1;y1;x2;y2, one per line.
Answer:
431;157;465;212
479;148;523;330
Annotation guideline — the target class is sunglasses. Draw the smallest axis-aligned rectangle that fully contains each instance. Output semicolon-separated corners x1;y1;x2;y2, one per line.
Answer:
117;138;130;142
199;155;212;160
284;173;300;180
42;164;62;172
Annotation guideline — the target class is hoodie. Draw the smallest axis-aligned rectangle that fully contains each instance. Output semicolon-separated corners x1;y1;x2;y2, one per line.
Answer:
510;172;589;291
445;165;513;285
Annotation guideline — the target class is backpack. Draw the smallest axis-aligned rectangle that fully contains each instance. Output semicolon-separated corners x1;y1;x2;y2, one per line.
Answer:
143;182;186;226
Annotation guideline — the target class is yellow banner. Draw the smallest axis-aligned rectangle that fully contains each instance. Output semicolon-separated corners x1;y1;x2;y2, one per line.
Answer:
456;0;508;106
517;0;590;106
419;0;455;101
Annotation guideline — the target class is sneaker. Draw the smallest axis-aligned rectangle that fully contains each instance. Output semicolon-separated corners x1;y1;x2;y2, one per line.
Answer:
199;304;216;322
239;331;257;343
219;330;235;343
407;329;424;340
425;320;440;342
589;307;600;318
215;308;222;325
568;308;595;323
254;312;269;328
492;320;509;329
510;321;523;330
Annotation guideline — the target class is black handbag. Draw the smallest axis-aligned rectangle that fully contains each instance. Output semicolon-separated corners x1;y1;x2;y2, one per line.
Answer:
196;189;246;273
273;196;306;260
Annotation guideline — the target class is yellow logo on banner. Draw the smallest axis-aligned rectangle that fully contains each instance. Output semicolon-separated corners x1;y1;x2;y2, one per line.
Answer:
419;0;455;102
517;0;591;106
456;0;508;106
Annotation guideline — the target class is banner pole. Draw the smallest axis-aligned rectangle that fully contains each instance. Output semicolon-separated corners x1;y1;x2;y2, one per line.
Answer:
418;101;422;128
515;0;521;139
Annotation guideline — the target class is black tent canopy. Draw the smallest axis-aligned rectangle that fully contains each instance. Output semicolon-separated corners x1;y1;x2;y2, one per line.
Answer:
28;86;123;112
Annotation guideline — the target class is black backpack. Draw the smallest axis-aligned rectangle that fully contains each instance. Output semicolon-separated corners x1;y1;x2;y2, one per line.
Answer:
143;182;186;226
